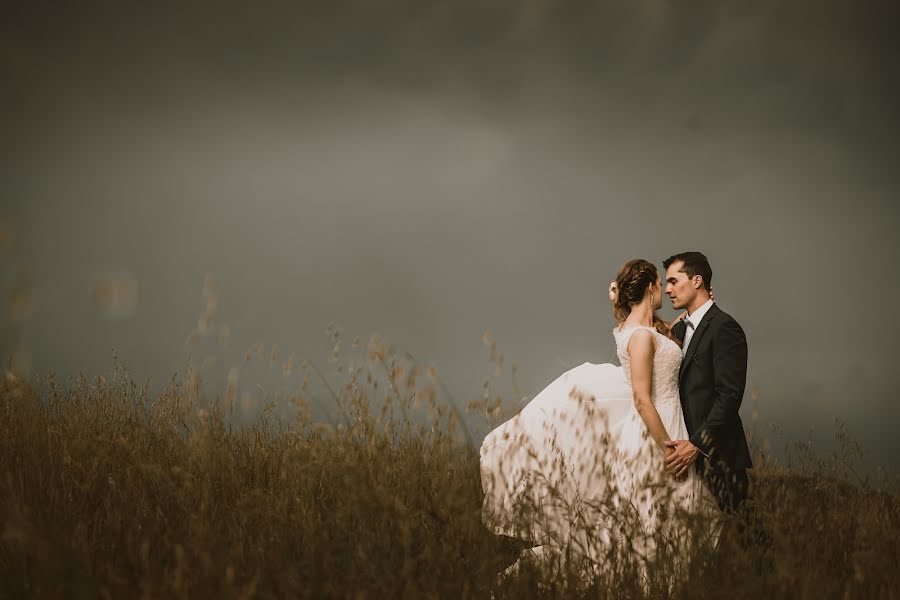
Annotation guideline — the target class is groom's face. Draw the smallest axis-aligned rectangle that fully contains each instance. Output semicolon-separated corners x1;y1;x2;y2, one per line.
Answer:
665;261;695;310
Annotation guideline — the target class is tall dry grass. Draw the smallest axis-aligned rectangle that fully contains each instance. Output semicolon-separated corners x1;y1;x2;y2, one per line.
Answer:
0;263;897;598
1;339;898;599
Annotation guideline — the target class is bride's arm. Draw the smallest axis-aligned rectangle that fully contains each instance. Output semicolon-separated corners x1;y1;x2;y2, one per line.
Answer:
666;312;688;329
627;330;673;453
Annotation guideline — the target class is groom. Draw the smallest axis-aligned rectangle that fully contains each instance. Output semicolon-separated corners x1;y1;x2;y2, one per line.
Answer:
662;252;753;513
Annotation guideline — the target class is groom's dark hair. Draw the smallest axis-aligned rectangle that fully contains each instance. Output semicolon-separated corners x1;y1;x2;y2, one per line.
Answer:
663;252;713;292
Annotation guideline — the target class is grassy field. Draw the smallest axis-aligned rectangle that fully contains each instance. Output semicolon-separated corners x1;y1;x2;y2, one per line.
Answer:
1;339;898;599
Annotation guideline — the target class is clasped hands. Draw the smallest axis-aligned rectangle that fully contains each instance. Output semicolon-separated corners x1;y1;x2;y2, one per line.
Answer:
664;439;700;478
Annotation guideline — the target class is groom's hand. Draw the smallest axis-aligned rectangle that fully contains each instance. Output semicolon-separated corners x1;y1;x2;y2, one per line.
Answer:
665;440;699;477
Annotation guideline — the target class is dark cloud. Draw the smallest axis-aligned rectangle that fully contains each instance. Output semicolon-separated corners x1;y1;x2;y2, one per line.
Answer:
2;0;899;468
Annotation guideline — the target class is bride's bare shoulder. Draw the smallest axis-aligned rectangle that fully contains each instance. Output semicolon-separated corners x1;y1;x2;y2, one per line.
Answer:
624;327;657;356
616;324;656;347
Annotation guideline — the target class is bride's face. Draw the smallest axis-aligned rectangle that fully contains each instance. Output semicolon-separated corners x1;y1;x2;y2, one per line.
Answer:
653;276;663;310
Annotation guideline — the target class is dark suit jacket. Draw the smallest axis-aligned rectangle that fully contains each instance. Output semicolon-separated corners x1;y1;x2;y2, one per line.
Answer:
672;303;752;509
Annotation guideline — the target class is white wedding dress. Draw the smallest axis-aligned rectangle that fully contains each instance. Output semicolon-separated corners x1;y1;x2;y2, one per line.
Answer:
480;324;719;581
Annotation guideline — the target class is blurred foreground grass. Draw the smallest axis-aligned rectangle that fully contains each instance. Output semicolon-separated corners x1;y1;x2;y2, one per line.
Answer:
1;348;899;598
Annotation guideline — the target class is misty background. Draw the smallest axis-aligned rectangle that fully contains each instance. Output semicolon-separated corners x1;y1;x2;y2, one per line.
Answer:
2;1;899;468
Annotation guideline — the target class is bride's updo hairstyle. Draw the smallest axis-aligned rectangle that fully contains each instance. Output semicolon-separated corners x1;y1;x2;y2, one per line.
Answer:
611;259;676;341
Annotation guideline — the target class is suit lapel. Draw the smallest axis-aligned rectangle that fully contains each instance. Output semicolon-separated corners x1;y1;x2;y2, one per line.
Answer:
672;320;686;343
679;303;719;379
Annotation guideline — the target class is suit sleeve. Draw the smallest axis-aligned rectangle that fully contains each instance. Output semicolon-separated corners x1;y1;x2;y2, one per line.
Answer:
688;318;748;457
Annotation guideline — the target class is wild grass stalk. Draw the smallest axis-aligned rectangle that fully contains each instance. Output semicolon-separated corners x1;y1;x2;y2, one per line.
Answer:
1;341;897;598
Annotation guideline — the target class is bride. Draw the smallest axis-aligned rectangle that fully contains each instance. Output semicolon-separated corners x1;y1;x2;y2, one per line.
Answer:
480;259;720;582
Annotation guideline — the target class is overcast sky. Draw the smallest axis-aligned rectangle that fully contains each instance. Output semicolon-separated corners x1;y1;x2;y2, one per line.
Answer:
3;0;899;469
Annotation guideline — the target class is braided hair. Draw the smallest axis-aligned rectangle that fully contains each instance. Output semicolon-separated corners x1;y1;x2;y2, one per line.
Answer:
610;259;676;342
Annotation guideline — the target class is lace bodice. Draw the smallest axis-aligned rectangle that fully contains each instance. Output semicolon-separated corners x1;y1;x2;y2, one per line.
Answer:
613;325;682;408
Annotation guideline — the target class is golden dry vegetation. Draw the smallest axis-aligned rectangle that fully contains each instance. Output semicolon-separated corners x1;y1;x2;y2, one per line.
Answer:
1;337;898;599
0;262;898;598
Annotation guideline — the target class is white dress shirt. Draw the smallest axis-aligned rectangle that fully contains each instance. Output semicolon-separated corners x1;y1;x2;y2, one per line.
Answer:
682;298;714;356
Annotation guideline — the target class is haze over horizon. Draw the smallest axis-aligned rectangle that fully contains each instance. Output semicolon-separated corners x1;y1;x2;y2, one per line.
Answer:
3;0;899;469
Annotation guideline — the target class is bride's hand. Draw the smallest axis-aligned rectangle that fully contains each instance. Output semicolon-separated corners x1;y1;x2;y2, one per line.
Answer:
665;440;700;477
662;445;682;478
